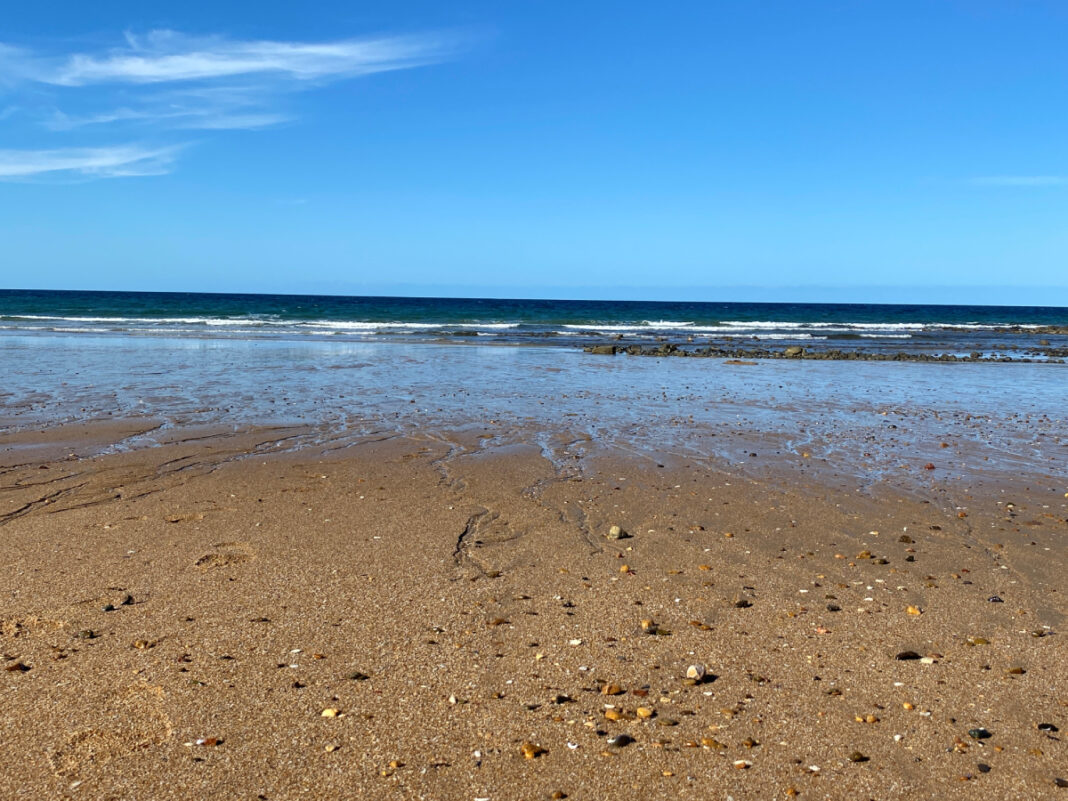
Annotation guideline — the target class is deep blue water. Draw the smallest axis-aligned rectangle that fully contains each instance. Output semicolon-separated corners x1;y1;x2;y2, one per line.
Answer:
1;289;1066;355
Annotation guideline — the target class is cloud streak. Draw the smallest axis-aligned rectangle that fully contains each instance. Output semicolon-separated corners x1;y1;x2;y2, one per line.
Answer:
0;144;182;179
32;30;454;86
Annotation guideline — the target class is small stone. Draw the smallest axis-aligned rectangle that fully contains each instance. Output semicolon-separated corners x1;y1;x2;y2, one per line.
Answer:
1006;667;1026;675
733;759;752;769
325;744;339;753
701;737;727;749
607;525;628;540
848;751;869;763
906;606;922;616
521;742;546;759
977;763;991;773
321;708;340;718
826;604;841;612
76;630;97;639
606;734;633;748
102;604;115;612
895;651;922;661
5;662;30;673
601;683;624;696
1038;723;1059;732
733;598;752;609
604;709;624;721
988;595;1003;603
636;707;655;719
968;728;992;740
347;670;370;681
551;793;567;800
686;664;706;681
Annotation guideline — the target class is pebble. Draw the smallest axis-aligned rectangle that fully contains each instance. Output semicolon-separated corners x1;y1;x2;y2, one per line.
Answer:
686;664;706;681
636;707;655;719
321;708;340;718
601;684;624;696
347;670;370;681
520;742;546;759
607;525;628;540
968;728;992;740
1038;723;1059;732
606;734;633;748
732;760;752;769
906;606;922;616
896;651;921;660
848;751;869;763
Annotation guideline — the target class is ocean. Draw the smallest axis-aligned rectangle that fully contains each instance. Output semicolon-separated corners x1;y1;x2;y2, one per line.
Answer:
2;288;1065;492
1;289;1067;358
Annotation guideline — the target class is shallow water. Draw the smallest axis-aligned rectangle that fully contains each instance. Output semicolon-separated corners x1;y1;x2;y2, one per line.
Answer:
2;332;1065;496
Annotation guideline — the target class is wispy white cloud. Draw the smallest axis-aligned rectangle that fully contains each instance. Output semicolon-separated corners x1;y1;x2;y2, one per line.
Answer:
971;175;1066;187
45;105;291;131
21;30;455;87
0;29;463;179
0;144;182;179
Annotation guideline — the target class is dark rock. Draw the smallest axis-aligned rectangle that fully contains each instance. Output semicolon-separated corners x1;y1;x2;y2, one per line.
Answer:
968;728;992;740
895;651;922;661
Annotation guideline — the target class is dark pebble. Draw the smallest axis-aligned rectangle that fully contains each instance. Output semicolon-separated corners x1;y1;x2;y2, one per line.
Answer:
968;728;992;740
826;604;841;612
1038;723;1059;732
848;751;869;763
102;604;115;612
978;763;991;773
346;671;370;681
988;596;1004;603
607;734;634;748
896;651;922;660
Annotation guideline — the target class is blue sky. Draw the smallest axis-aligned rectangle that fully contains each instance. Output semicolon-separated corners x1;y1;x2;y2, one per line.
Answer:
1;1;1066;304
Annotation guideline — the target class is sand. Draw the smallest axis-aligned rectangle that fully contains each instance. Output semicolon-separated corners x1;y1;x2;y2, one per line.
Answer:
0;420;1065;800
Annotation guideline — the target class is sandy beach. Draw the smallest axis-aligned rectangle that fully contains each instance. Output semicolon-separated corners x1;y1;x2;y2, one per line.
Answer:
1;410;1065;800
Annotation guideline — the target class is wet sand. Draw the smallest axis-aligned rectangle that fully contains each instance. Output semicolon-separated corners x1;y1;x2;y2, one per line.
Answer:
1;418;1065;800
